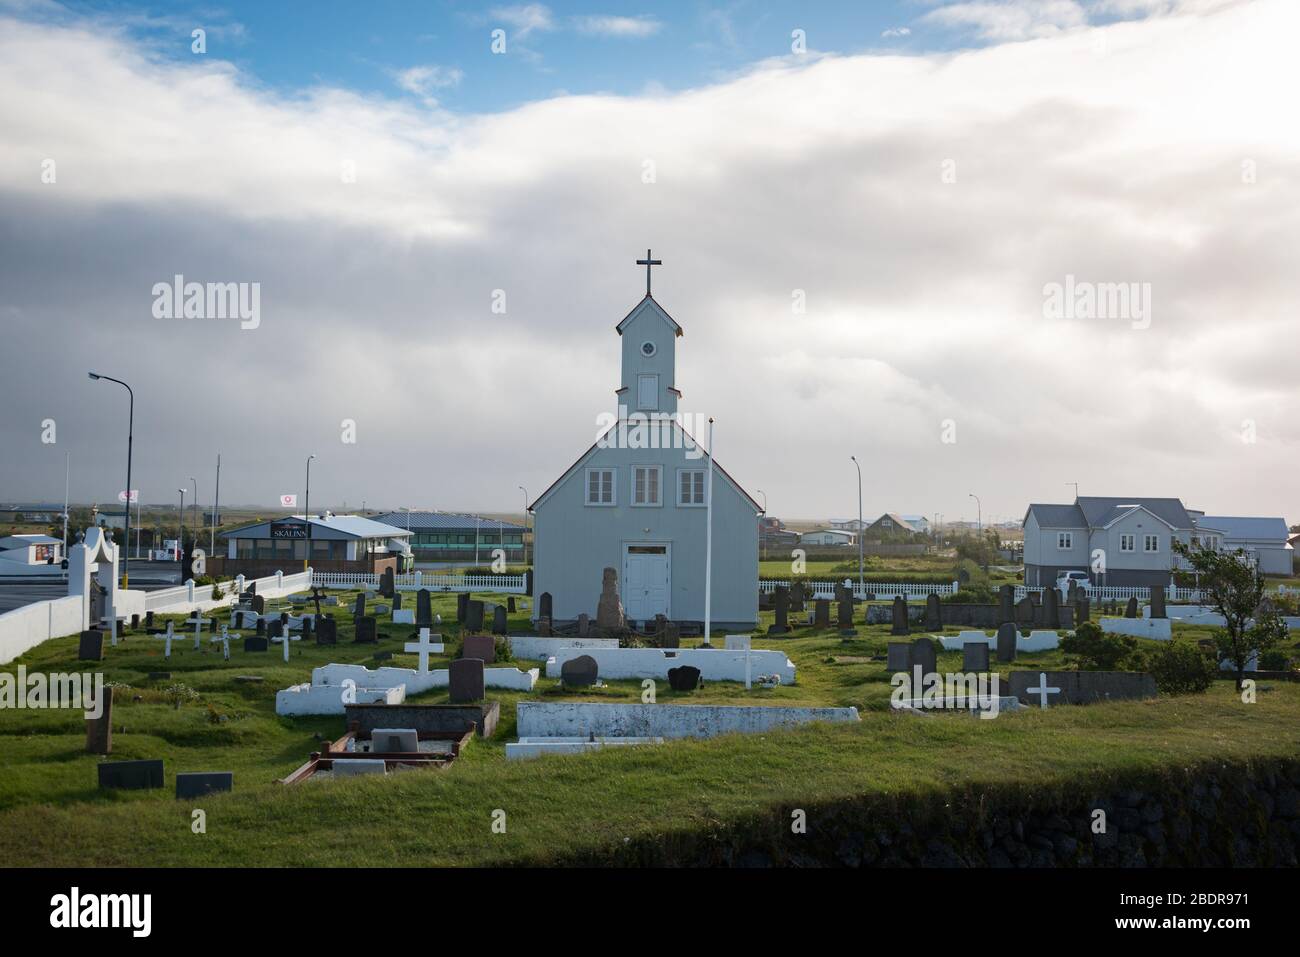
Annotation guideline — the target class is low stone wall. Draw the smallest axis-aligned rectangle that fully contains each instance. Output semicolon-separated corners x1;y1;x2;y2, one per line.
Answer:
344;701;500;738
516;702;860;739
537;757;1300;867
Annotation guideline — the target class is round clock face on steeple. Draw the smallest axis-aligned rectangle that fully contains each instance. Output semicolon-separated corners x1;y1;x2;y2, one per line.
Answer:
640;340;657;357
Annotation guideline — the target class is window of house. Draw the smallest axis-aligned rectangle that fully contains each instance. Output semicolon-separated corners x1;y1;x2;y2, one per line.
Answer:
585;468;615;505
678;469;706;506
633;465;661;506
1057;532;1073;549
1144;534;1160;552
1120;534;1135;552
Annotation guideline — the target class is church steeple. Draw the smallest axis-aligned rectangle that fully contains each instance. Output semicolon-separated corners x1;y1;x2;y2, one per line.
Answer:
615;250;682;416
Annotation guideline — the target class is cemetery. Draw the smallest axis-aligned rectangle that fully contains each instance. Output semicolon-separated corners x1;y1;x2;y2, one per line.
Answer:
1;547;1299;867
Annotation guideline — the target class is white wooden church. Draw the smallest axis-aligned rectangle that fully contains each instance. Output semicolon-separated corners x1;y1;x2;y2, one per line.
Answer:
529;252;760;630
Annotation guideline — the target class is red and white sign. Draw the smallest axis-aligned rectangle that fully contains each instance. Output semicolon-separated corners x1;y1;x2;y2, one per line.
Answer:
280;494;298;508
117;490;139;504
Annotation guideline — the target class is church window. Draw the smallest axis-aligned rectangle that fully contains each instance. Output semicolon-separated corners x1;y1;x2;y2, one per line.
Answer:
678;469;706;506
585;468;615;506
632;465;661;506
637;373;658;410
640;340;657;357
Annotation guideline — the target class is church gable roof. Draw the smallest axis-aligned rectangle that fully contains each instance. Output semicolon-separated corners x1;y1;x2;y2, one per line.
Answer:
615;295;683;337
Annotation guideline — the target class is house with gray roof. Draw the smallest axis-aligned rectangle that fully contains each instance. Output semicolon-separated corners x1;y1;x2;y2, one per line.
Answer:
1023;496;1293;586
216;514;411;578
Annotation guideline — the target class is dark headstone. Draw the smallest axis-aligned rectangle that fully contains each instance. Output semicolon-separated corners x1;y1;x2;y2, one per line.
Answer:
538;617;552;637
456;592;468;623
1125;597;1139;619
392;592;402;612
462;633;496;664
1075;596;1091;624
86;686;113;755
251;594;265;615
255;616;266;636
838;594;853;629
962;641;991;672
492;605;508;635
243;636;268;652
998;585;1014;624
98;759;164;790
507;596;516;614
78;629;105;661
1043;587;1060;629
890;597;909;636
1015;597;1035;626
267;620;284;639
1009;670;1157;706
416;589;433;628
145;610;155;629
577;613;591;638
130;613;140;631
910;637;937;676
667;665;702;691
379;566;395;598
1149;585;1166;619
769;586;789;635
924;593;942;630
996;622;1018;662
448;657;485;703
315;616;337;645
465;600;485;632
789;581;805;613
539;592;552;620
561;654;599;687
301;615;314;639
658;622;680;648
353;593;366;620
814;599;831;628
354;616;377;644
886;642;912;673
175;771;233;800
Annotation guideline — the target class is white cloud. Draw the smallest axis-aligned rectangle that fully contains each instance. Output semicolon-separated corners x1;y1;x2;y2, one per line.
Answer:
0;0;1297;520
393;64;464;99
574;15;662;38
882;27;913;38
922;0;1089;41
491;3;555;39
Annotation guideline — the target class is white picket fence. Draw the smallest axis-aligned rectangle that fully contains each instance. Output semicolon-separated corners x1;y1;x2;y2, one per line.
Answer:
1015;584;1206;603
760;580;958;600
312;571;528;594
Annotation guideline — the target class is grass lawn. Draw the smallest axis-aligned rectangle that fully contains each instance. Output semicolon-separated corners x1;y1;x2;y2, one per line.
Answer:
0;588;1295;866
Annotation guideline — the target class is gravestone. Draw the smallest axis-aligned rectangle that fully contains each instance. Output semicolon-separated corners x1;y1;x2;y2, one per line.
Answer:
507;596;516;614
769;586;789;635
595;567;626;630
814;599;831;628
175;772;233;799
85;686;113;755
886;642;912;673
659;621;681;648
962;641;991;672
538;617;552;637
370;729;419;754
539;592;553;620
145;610;155;629
924;593;942;630
311;587;324;618
1149;585;1166;619
998;585;1014;623
255;616;266;636
448;657;485;703
561;654;599;687
416;589;434;628
456;592;468;623
353;593;367;620
1075;597;1090;624
354;616;378;644
910;637;937;677
250;594;265;615
98;759;164;790
130;613;140;632
465;600;485;632
301;615;314;640
78;629;105;661
1015;597;1035;626
492;605;508;635
267;620;284;640
243;635;268;652
392;592;402;612
789;581;805;613
577;614;591;638
668;665;702;691
462;633;496;664
838;593;854;630
1124;597;1139;618
996;622;1018;662
1043;587;1060;629
379;566;395;598
316;616;337;645
890;597;909;636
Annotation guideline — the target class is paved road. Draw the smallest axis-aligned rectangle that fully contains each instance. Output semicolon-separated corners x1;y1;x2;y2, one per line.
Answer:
0;560;182;614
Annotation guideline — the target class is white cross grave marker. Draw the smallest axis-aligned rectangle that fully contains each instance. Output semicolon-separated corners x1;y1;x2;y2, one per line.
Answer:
272;631;299;662
1027;672;1061;709
211;624;233;660
404;628;442;674
156;620;175;659
187;614;207;650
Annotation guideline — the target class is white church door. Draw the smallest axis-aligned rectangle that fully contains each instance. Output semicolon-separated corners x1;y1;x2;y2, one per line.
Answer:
623;544;669;621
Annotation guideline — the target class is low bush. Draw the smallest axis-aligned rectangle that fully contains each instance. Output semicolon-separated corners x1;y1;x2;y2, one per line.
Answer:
1060;622;1136;670
1146;642;1217;695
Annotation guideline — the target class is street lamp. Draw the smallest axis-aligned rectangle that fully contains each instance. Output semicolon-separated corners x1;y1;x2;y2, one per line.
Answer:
189;476;197;554
88;372;133;588
518;486;529;567
177;487;187;576
969;493;982;532
850;456;863;594
756;489;767;561
303;454;316;571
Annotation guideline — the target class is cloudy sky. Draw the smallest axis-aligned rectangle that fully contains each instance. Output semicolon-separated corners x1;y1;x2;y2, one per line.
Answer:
1;0;1296;525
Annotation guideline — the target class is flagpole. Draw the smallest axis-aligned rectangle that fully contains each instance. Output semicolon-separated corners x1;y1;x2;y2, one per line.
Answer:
703;417;714;647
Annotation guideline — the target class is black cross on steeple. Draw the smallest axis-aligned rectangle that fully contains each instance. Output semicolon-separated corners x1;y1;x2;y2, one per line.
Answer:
636;248;662;297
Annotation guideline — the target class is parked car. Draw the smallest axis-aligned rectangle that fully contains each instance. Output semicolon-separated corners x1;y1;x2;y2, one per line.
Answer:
1055;570;1091;594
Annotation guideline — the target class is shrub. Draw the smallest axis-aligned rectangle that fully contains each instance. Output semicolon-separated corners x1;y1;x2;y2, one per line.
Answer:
944;586;995;604
1148;642;1217;695
1060;622;1136;670
1259;649;1291;672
